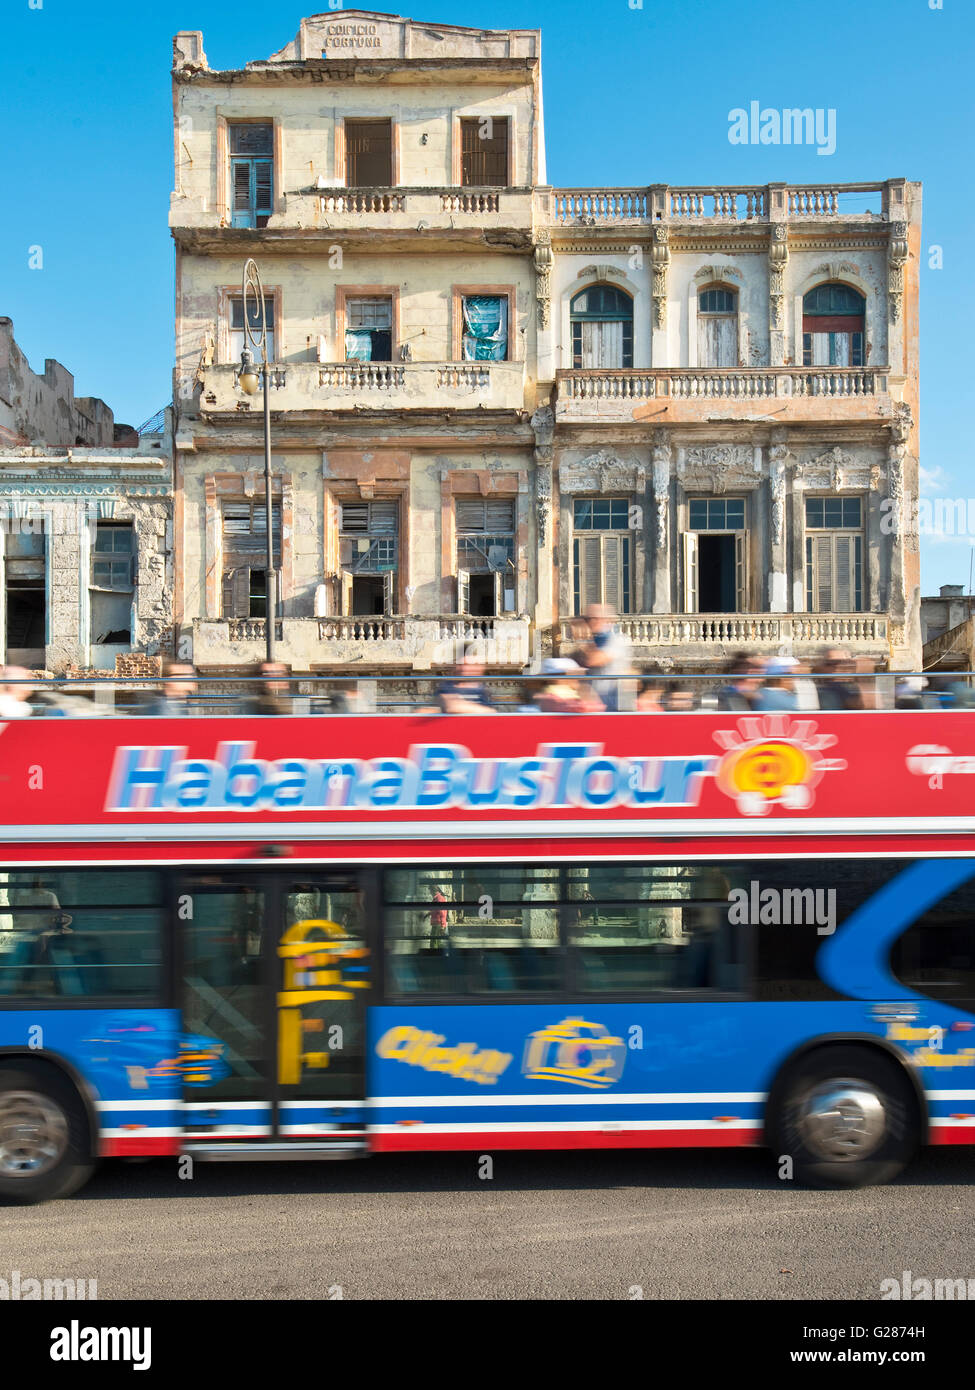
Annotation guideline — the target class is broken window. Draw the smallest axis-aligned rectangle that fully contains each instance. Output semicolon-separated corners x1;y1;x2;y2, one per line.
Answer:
805;497;863;613
230;295;275;364
4;523;46;660
802;283;865;368
229;123;274;229
338;501;398;616
222;501;281;619
455;497;516;615
460;117;509;187
697;286;739;368
90;522;134;646
572;499;632;616
345;120;392;186
570;286;633;369
345;296;392;363
461;296;508;362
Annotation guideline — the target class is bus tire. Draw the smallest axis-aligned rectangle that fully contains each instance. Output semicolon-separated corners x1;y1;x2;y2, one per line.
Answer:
767;1045;919;1188
0;1064;94;1204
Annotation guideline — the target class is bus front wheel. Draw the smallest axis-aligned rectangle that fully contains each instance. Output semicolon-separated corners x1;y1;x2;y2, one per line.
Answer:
0;1064;94;1204
767;1045;920;1188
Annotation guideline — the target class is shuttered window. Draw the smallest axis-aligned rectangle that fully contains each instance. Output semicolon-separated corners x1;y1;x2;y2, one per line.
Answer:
456;497;515;574
572;534;631;615
697;287;738;368
229;124;274;229
460;117;509;187
802;284;865;368
221;501;281;619
339;501;398;573
345;120;392;186
805;498;863;612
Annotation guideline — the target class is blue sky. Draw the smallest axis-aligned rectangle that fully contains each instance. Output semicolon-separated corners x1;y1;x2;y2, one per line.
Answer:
2;0;972;591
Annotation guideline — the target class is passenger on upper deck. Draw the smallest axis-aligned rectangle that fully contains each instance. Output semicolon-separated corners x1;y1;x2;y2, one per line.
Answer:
147;661;198;717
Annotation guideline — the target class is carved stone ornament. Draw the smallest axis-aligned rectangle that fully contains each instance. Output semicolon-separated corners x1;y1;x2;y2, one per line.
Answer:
806;445;853;492
651;433;672;549
559;450;641;495
534;234;554;330
652;227;670;329
888;221;909;324
769;443;789;548
768;227;790;331
682;444;754;471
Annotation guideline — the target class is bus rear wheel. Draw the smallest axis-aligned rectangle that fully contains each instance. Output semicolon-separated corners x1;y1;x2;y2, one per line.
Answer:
768;1045;919;1188
0;1065;94;1204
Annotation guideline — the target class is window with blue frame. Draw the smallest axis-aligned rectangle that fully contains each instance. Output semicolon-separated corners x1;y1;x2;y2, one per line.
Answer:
230;124;274;229
570;285;634;369
688;498;746;531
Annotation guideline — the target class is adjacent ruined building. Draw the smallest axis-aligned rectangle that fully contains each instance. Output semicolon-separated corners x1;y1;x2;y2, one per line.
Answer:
171;10;922;676
0;318;173;673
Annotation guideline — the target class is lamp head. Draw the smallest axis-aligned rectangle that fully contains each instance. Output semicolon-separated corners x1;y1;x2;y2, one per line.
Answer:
238;347;261;396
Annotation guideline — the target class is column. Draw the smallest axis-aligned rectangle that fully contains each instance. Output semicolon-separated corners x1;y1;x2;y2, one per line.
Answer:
651;429;672;613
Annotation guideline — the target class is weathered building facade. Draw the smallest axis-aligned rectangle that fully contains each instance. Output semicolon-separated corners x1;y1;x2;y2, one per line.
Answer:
171;11;922;675
0;320;173;673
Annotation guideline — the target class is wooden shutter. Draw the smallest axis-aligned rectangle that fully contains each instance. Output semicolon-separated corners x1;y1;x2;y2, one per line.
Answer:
601;534;623;612
383;570;395;616
456;569;470;614
735;532;747;613
833;535;855;612
340;570;354;616
222;568;251;619
682;532;699;612
485;498;515;532
807;534;833;612
578;535;602;611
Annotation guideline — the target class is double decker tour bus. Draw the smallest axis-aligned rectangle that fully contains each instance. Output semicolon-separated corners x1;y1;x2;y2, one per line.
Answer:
0;707;973;1202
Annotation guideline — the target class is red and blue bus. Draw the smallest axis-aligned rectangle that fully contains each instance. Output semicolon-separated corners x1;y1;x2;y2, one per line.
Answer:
0;708;973;1201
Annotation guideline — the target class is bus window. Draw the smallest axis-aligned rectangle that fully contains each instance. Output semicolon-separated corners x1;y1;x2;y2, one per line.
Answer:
567;863;741;994
383;866;562;996
891;870;975;1005
0;869;163;999
747;859;906;1001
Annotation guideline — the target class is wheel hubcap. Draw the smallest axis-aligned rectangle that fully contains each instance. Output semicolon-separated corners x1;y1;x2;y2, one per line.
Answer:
797;1078;887;1162
0;1092;69;1178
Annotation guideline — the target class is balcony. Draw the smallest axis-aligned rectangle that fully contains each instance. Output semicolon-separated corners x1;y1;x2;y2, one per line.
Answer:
560;614;889;665
554;367;892;424
198;360;527;417
547;181;893;228
170;187;535;253
193;615;532;670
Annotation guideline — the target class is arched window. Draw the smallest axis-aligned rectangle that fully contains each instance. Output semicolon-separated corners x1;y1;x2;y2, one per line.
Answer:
697;285;739;368
570;285;633;369
802;284;865;367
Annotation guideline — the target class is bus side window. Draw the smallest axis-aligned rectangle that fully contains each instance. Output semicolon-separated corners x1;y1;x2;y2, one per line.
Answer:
891;873;975;1005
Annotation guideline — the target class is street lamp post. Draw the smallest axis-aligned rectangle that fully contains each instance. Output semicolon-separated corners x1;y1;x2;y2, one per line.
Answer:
237;258;283;662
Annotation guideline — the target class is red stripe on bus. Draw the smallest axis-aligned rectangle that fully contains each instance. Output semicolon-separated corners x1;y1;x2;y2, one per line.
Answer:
370;1129;758;1153
928;1126;975;1146
102;1136;183;1157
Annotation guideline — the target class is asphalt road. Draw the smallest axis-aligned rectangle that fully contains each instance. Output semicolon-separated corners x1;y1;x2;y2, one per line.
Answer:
3;1148;973;1300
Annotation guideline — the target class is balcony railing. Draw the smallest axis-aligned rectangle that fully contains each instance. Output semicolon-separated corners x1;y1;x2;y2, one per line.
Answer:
197;361;525;414
560;614;889;650
550;181;890;225
555;366;889;413
193;616;531;668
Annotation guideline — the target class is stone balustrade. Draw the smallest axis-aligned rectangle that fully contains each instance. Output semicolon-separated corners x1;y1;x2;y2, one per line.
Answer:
194;616;531;669
198;361;525;414
550;181;887;225
560;614;888;654
555;367;889;418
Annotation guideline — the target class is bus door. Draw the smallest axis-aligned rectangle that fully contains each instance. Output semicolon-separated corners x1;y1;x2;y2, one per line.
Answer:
176;870;371;1148
274;873;370;1141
